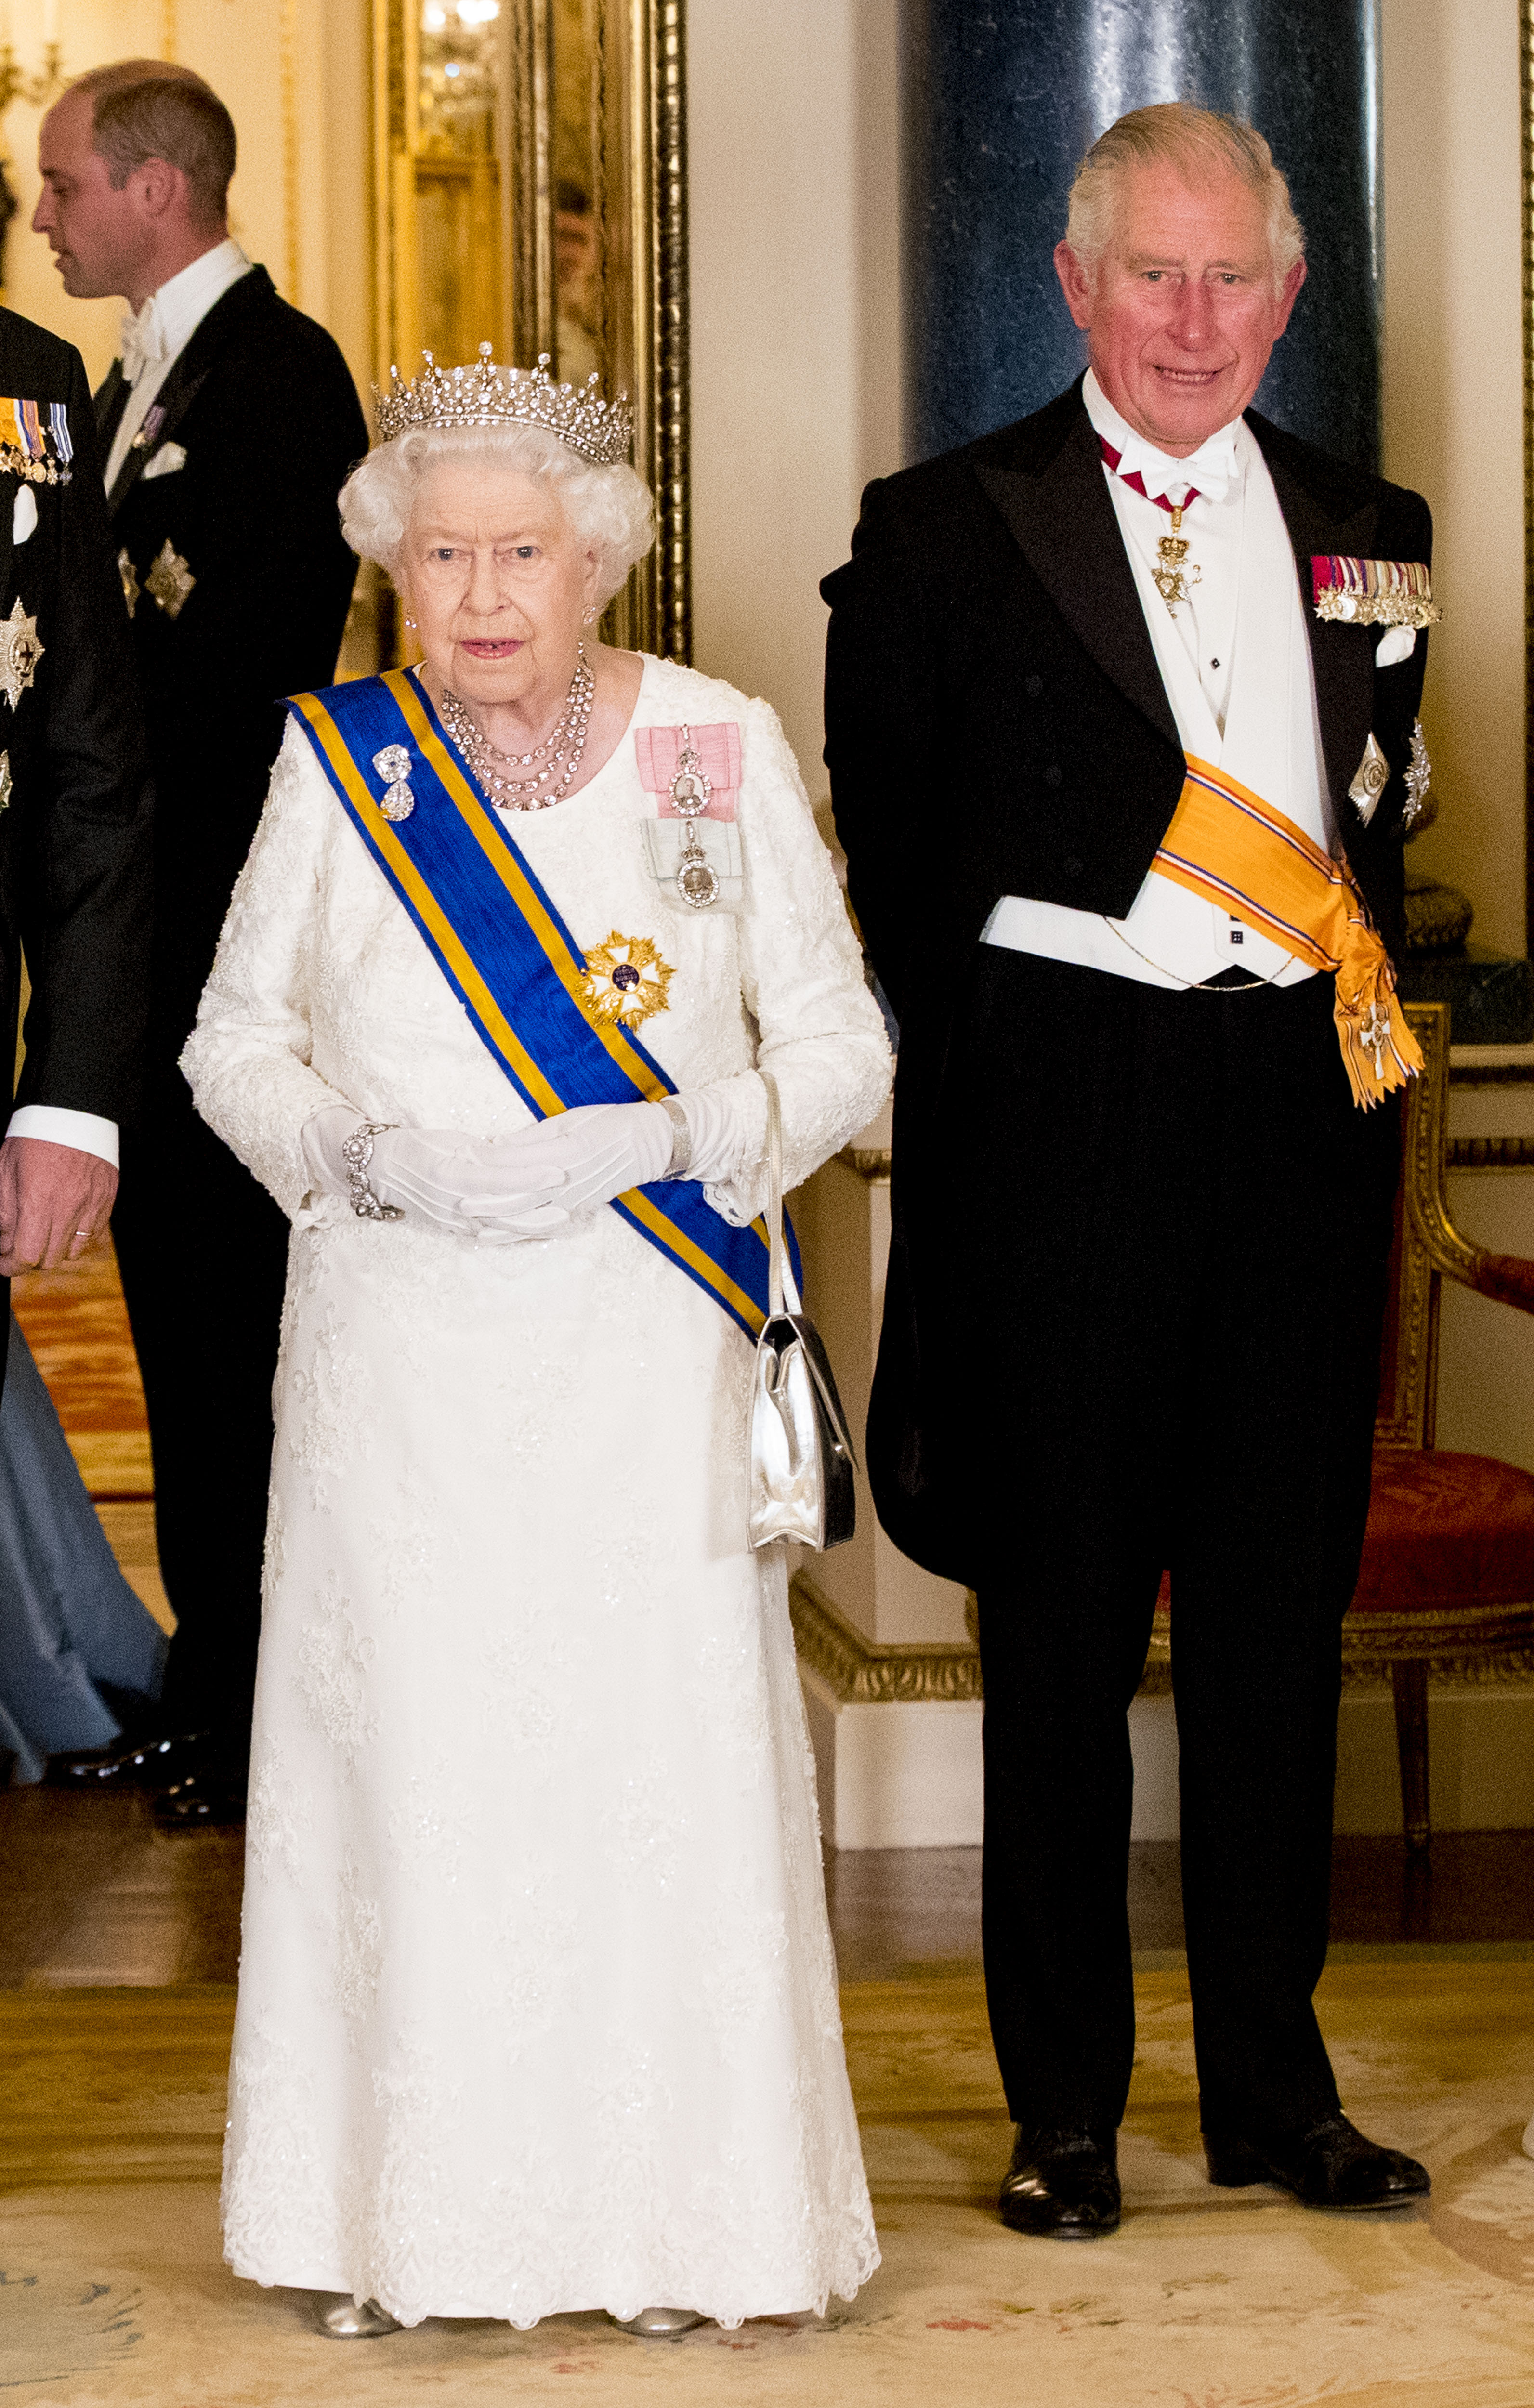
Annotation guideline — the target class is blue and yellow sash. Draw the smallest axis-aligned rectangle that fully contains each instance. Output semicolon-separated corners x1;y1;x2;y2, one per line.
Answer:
288;668;784;1341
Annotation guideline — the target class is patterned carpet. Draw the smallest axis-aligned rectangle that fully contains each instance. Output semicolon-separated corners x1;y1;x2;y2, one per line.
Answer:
3;1957;1533;2406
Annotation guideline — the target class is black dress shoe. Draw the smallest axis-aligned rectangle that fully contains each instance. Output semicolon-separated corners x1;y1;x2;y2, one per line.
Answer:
999;2126;1121;2238
1204;2112;1430;2211
152;1764;247;1829
51;1728;214;1790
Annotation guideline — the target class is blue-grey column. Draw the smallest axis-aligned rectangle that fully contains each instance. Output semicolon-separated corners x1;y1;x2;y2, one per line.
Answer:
902;0;1382;468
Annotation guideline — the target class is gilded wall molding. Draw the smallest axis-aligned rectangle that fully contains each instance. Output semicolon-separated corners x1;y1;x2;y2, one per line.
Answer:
789;1574;982;1704
1447;1136;1534;1169
836;1144;892;1184
797;1580;1534;1708
1525;0;1534;939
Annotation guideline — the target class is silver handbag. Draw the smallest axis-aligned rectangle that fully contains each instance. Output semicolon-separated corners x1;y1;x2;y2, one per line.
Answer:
748;1071;857;1551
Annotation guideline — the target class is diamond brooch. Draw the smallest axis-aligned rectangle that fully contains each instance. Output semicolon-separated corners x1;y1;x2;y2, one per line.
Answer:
372;742;415;822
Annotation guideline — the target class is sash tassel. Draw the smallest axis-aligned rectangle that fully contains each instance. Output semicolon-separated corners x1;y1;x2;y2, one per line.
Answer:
1153;755;1423;1111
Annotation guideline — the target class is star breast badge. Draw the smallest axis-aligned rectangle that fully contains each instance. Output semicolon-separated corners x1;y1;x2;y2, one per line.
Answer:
118;548;139;619
581;931;674;1028
145;538;195;620
0;596;43;709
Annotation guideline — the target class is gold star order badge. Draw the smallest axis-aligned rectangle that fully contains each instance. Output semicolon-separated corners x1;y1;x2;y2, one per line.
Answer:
146;537;195;620
118;547;139;619
0;595;42;710
581;930;674;1029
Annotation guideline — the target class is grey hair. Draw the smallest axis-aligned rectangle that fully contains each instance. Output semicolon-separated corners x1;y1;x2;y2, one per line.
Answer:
339;420;655;608
1066;102;1305;287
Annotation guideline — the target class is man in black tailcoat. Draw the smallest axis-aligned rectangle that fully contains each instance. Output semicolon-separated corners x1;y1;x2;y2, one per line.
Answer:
0;314;150;1363
36;59;367;1822
823;105;1435;2234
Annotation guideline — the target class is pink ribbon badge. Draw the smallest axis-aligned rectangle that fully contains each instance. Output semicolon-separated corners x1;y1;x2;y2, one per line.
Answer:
634;722;741;820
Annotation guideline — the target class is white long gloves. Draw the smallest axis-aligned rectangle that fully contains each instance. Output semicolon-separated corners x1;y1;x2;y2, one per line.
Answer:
302;1089;748;1243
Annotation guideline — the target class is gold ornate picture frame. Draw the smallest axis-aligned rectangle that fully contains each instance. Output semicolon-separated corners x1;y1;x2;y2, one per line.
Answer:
1524;0;1534;939
370;0;690;663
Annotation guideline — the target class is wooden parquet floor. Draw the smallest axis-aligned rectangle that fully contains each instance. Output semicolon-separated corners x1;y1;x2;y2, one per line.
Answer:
10;1238;169;1631
11;1238;151;1498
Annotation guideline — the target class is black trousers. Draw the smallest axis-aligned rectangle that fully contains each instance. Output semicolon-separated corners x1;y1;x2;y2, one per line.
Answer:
112;1055;289;1766
946;951;1400;2139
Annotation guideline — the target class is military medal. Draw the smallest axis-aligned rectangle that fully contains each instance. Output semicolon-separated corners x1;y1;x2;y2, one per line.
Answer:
0;596;42;709
669;723;721;910
1312;555;1440;632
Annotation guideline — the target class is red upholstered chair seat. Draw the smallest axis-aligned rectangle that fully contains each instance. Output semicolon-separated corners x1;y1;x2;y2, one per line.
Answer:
1351;1451;1534;1615
1152;1452;1534;1622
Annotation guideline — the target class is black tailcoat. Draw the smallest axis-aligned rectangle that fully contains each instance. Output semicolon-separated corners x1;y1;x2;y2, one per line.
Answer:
823;379;1432;1584
99;265;366;1758
99;263;368;1051
0;310;150;1135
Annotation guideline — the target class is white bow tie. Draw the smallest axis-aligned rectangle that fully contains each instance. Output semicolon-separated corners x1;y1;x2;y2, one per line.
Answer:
1110;425;1241;509
119;299;168;386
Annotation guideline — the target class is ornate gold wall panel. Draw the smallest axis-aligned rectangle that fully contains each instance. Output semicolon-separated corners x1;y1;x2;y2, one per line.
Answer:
372;0;690;660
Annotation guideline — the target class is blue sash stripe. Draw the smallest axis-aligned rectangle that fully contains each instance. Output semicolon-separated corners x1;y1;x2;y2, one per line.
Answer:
288;670;790;1342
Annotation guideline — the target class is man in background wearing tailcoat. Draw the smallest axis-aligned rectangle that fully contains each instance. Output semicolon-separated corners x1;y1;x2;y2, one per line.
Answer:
36;60;367;1824
0;311;150;1365
824;105;1435;2235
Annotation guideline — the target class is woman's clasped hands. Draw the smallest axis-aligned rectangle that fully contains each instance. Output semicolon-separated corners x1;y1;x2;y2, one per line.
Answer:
303;1100;675;1242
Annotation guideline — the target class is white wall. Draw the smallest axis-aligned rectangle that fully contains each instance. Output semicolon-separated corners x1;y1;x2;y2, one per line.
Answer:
688;0;901;792
1379;0;1526;956
0;0;373;406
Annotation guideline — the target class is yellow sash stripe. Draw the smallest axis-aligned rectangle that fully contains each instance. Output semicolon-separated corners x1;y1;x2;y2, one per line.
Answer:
621;1187;766;1333
1153;754;1423;1110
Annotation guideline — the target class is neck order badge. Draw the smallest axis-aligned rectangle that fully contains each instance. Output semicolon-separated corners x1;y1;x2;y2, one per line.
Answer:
1097;433;1202;615
288;669;794;1340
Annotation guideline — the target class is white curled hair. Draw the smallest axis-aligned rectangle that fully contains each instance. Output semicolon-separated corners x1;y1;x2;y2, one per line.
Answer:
1066;102;1305;289
339;420;655;608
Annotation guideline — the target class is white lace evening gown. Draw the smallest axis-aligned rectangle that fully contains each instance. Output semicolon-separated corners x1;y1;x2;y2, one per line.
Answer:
184;655;891;2329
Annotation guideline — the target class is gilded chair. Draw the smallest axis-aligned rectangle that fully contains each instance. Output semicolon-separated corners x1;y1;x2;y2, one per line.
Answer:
1147;1000;1534;1848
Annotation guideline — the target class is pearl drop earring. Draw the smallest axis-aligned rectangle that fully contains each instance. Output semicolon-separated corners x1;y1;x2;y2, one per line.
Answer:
403;615;417;630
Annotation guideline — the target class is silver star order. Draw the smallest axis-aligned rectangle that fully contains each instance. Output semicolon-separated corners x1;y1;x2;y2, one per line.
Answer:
1357;1000;1392;1077
0;595;42;710
1402;718;1431;830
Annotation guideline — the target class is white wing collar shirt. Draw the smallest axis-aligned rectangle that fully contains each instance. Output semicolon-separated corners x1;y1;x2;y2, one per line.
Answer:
103;235;251;493
983;366;1334;991
6;239;252;1169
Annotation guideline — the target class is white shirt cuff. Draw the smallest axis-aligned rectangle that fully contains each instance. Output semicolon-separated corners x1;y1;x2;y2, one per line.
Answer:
5;1106;120;1168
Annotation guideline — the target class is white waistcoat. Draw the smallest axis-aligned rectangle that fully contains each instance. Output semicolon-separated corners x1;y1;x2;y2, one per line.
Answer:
984;380;1335;990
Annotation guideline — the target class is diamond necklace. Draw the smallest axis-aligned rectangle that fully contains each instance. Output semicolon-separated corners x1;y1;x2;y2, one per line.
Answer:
439;645;595;809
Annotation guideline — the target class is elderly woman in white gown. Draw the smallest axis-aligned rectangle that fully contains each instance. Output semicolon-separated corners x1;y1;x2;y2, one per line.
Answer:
183;354;891;2339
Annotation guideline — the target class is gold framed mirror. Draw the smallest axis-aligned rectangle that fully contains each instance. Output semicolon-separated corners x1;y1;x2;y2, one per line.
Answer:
370;0;690;663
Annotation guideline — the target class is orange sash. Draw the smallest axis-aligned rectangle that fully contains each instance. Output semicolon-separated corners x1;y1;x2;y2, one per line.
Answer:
1154;756;1422;1109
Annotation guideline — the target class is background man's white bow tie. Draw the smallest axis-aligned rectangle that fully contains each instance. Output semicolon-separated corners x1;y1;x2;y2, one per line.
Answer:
119;299;168;385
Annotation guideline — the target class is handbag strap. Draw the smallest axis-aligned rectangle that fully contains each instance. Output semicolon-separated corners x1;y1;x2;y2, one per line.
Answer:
759;1068;801;1317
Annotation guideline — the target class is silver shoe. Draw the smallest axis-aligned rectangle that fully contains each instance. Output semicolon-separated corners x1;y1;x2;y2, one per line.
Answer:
610;2307;707;2338
312;2293;404;2338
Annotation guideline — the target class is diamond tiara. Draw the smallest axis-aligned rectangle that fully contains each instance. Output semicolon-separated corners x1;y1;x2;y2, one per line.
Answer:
374;344;634;468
